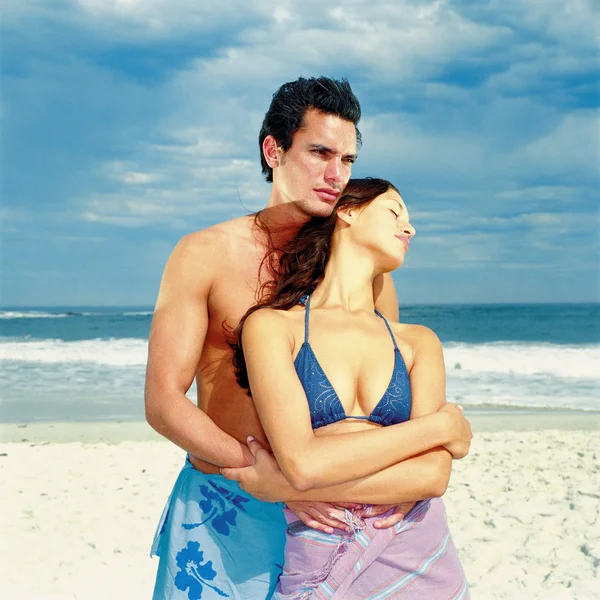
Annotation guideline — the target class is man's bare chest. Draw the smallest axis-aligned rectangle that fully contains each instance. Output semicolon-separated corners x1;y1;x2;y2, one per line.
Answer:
204;256;271;347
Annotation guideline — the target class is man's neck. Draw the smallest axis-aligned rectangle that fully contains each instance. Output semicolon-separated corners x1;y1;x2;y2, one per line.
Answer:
253;202;310;249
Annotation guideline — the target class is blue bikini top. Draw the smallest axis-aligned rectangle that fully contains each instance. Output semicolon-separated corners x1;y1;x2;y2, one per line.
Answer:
294;294;412;430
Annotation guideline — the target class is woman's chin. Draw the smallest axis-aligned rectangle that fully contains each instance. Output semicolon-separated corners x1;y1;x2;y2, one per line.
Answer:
378;255;404;273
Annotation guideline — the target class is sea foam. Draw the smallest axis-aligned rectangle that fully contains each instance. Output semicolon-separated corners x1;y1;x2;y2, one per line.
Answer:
444;342;599;380
1;338;598;381
0;338;147;366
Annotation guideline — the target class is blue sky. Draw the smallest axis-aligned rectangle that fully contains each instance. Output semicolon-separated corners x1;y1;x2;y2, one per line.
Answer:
1;0;598;306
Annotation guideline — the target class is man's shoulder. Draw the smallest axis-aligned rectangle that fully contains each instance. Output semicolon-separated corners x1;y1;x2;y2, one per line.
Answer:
184;215;252;242
176;215;253;254
393;322;442;350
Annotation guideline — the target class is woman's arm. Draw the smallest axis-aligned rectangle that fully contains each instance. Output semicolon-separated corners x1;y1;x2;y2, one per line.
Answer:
226;324;462;502
292;449;452;503
296;324;457;501
242;311;470;491
224;439;451;503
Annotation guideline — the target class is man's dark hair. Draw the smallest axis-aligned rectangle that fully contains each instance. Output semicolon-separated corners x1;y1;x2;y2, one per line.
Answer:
259;76;362;182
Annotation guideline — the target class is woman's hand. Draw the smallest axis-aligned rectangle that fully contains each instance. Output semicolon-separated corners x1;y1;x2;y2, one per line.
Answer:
353;502;417;528
437;404;472;459
285;501;357;534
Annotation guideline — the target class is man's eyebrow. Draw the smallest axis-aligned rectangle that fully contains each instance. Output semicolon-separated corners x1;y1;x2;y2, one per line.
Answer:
308;144;358;160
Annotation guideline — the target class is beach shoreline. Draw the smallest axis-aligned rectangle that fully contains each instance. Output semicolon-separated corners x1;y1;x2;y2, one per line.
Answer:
2;410;599;444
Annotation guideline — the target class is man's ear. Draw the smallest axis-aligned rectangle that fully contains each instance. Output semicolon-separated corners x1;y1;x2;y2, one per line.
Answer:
262;135;281;169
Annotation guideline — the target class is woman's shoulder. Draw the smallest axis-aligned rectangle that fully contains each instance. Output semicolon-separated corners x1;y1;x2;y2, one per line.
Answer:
242;307;305;356
245;306;286;326
243;306;303;334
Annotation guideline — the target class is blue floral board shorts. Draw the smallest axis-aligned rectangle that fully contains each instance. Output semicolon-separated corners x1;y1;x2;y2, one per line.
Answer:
151;457;287;600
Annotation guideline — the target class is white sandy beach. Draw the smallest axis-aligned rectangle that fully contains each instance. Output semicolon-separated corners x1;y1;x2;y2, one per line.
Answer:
1;416;599;600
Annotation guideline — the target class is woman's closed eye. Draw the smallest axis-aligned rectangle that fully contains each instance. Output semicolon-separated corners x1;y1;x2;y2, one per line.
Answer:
389;209;399;218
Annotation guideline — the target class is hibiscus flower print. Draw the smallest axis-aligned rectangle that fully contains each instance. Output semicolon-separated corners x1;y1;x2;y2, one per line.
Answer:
174;541;229;599
182;484;248;536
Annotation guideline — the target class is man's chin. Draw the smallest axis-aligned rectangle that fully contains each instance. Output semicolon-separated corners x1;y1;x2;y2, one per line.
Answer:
305;200;336;218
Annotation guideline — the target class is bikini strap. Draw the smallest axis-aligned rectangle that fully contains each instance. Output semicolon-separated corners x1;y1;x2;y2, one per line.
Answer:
375;309;399;351
298;294;311;342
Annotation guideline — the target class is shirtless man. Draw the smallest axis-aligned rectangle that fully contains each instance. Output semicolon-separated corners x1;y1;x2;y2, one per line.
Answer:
146;77;408;600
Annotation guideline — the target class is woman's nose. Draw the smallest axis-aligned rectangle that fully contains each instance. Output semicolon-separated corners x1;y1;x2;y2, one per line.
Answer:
402;223;416;238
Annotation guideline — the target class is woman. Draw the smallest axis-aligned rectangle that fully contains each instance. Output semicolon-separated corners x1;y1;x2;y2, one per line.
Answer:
229;178;471;599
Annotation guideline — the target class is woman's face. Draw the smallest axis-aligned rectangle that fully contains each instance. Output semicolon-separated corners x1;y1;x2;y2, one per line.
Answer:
352;189;415;271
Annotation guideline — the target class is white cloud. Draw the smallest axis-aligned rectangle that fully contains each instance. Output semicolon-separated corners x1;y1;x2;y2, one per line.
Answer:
402;207;599;273
515;109;600;178
120;171;162;184
102;161;164;184
80;155;269;227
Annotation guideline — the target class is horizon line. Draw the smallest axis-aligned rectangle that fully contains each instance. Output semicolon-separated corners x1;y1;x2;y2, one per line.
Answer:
1;300;599;310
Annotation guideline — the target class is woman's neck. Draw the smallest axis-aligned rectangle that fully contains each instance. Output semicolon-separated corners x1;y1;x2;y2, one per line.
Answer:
311;247;377;313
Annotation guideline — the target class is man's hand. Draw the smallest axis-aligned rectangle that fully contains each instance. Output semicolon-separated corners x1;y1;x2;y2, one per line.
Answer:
353;502;416;529
221;437;283;502
222;438;360;533
221;438;417;533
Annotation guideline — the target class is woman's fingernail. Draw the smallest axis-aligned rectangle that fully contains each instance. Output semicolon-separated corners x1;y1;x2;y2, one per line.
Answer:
247;436;255;443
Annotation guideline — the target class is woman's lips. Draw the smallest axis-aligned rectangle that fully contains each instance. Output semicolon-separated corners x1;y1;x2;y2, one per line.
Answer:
396;235;410;251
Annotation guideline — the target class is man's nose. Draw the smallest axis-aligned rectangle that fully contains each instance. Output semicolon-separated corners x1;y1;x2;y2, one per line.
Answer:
324;157;343;184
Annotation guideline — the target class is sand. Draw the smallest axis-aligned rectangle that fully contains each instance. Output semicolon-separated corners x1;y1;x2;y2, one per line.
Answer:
1;415;599;599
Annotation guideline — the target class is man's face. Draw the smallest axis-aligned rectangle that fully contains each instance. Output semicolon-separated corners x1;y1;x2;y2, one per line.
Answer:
273;109;358;218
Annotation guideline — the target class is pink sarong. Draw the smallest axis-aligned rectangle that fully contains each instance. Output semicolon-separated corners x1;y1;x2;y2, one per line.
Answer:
274;498;470;600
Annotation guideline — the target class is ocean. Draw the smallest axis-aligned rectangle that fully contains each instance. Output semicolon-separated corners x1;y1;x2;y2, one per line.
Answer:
0;304;598;423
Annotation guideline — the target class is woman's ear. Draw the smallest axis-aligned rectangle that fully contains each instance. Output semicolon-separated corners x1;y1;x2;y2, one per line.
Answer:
262;135;281;169
336;204;356;226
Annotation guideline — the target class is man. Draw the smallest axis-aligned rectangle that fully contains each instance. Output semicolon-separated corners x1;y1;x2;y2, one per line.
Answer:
146;77;403;599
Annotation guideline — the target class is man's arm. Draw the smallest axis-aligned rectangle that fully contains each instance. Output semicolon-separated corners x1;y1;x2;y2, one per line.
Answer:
145;232;252;468
373;272;399;322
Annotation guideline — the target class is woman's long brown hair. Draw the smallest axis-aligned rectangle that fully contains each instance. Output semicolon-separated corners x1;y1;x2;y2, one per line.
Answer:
231;177;399;394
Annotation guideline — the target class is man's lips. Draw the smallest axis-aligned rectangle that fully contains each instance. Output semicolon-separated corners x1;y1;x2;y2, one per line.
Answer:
314;188;340;202
396;235;410;251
